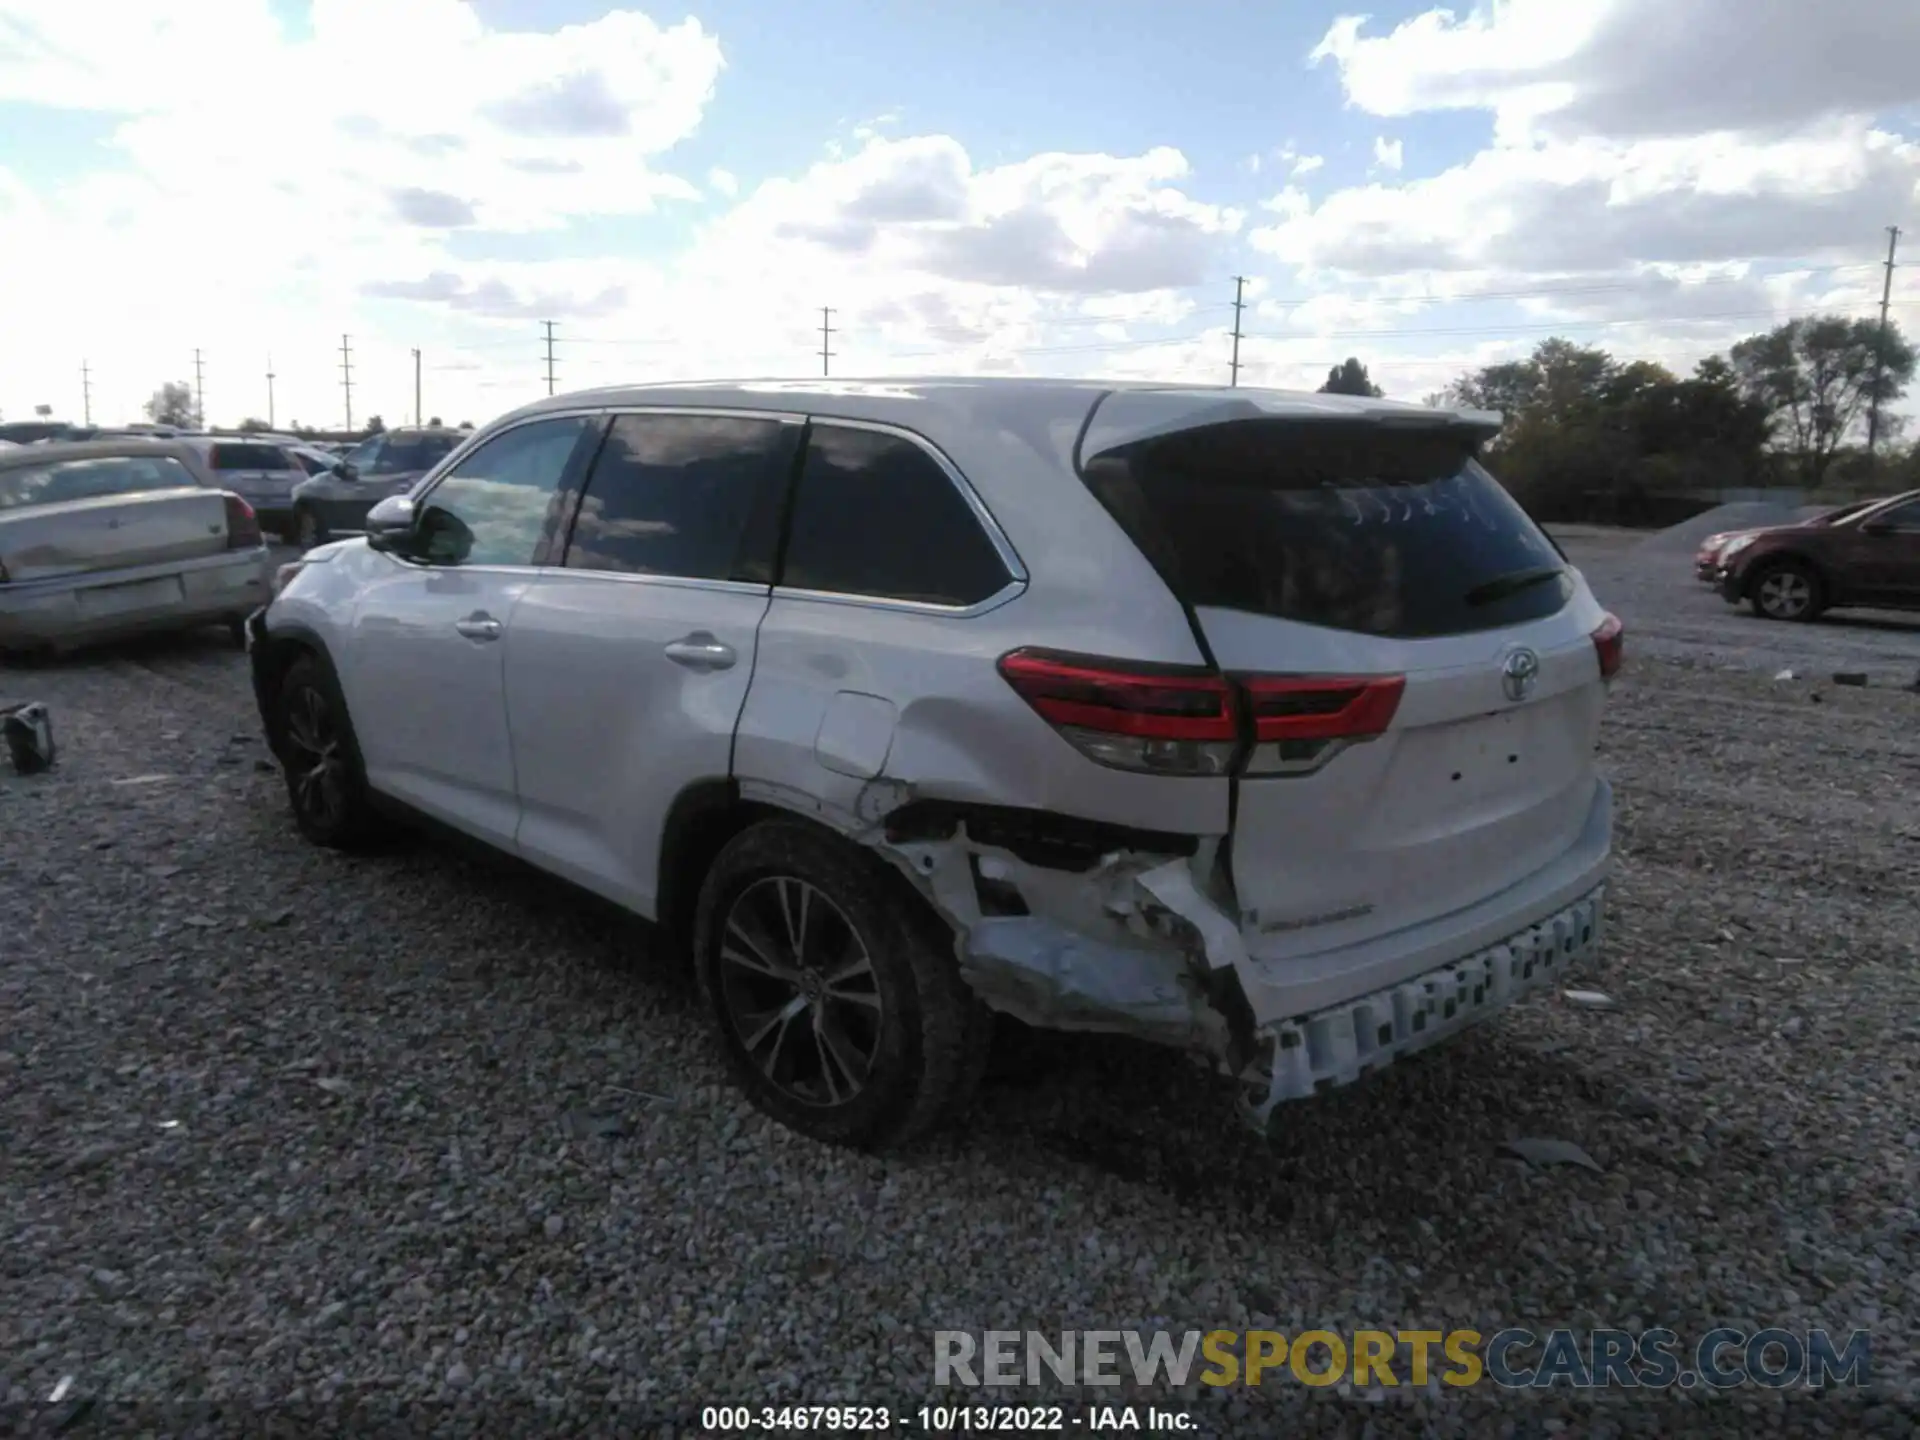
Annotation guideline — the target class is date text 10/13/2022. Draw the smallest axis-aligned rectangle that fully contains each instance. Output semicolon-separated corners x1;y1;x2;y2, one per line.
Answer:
700;1406;1194;1432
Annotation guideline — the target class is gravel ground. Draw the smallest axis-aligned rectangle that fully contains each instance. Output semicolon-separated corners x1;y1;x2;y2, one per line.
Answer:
3;561;1919;1438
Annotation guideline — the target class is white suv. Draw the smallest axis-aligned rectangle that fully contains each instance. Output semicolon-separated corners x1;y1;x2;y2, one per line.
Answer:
246;379;1621;1150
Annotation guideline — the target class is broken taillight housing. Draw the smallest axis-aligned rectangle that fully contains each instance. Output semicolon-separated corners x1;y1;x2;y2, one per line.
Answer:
996;649;1239;776
223;493;262;549
1591;613;1624;681
997;649;1406;778
1240;674;1406;776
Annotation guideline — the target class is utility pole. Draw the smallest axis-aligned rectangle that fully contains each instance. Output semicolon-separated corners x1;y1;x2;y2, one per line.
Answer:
193;348;206;428
412;348;423;425
339;334;355;432
1229;277;1247;388
542;321;557;396
81;361;92;426
819;306;836;377
1865;225;1902;466
266;356;277;430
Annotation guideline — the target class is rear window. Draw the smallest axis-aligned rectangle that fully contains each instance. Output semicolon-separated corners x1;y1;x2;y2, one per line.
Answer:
1081;420;1571;639
209;443;290;471
0;455;200;512
374;433;462;473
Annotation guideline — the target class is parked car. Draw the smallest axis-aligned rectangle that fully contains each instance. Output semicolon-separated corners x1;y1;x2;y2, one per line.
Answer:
0;440;272;655
173;436;309;542
1695;499;1876;582
1719;489;1920;620
247;380;1621;1150
289;444;344;476
287;426;468;550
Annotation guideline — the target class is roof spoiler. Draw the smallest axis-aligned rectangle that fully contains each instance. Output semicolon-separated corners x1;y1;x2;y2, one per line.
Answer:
1078;390;1504;466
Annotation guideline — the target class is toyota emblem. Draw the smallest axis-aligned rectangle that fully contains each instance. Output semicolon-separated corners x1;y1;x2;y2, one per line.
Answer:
1501;648;1540;702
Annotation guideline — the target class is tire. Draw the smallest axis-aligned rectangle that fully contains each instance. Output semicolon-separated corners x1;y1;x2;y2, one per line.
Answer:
692;819;990;1151
274;652;382;849
226;618;249;650
1748;559;1823;622
293;506;326;552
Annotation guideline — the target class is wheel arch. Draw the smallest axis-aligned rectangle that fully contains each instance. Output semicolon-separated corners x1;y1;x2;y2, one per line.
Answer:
252;621;345;761
1741;547;1827;596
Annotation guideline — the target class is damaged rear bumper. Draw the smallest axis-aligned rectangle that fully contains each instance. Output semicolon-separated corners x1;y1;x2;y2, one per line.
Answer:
1239;884;1606;1127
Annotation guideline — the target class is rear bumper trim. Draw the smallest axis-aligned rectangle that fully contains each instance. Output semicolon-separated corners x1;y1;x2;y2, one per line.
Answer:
1241;883;1606;1126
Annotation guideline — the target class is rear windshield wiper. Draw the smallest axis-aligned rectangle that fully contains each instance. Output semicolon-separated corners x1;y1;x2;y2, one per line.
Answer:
1463;565;1566;606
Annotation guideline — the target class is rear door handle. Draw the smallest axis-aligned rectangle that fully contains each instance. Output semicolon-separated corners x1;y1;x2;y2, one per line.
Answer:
664;634;737;671
454;613;503;642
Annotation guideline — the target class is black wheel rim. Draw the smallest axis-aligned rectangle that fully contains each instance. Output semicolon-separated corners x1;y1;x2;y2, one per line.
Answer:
283;683;347;829
717;876;883;1108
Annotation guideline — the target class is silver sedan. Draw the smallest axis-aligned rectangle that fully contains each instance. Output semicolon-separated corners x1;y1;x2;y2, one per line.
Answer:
0;440;274;655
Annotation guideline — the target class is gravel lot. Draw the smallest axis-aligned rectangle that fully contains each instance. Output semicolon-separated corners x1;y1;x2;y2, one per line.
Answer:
3;529;1918;1437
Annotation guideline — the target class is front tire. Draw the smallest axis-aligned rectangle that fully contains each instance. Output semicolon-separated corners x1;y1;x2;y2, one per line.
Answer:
293;506;326;553
1748;560;1823;622
274;653;381;849
692;820;989;1151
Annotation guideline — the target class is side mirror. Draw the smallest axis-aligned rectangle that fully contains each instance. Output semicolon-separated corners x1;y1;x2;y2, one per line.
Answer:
364;495;417;552
335;461;360;482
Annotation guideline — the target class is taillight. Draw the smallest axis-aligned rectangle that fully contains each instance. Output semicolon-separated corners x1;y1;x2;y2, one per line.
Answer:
1240;674;1405;776
223;494;262;549
997;649;1406;779
1591;613;1624;681
997;649;1238;776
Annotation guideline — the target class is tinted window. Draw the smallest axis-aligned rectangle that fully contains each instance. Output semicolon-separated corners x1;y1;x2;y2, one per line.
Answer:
209;442;290;471
781;425;1010;606
373;433;462;474
564;414;789;581
1081;421;1571;639
1871;498;1920;532
345;437;384;470
415;416;597;567
0;455;200;511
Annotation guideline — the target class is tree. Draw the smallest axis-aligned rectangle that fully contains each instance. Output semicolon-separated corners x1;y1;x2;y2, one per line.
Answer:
238;416;272;433
428;415;444;426
145;381;196;427
1727;316;1915;491
1319;357;1383;397
365;414;386;435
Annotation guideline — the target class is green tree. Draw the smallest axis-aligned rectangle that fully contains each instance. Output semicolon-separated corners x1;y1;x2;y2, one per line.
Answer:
1318;357;1383;397
144;381;196;427
1727;316;1916;490
238;416;272;433
365;415;387;435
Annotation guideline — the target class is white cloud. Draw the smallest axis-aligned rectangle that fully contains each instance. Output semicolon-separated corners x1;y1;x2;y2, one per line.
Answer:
1371;137;1404;172
709;167;740;198
1291;154;1326;178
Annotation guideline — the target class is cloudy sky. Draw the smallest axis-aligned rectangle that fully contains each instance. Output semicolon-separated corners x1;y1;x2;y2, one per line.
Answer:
1;0;1916;430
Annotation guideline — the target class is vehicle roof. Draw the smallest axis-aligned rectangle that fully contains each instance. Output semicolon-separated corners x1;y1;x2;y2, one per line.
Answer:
377;426;468;439
507;376;1502;458
0;437;206;472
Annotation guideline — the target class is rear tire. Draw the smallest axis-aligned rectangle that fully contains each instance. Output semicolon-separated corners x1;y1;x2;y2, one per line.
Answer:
274;653;382;849
692;819;989;1151
1748;560;1823;622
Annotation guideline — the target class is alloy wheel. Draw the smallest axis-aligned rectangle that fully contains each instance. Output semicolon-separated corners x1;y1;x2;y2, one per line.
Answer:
716;876;884;1108
1757;569;1813;620
282;683;347;830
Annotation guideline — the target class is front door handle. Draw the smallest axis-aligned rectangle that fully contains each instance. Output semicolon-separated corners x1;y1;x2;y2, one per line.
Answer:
454;613;503;642
664;634;736;671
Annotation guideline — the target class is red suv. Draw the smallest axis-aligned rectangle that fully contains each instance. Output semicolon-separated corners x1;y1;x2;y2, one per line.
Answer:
1719;489;1920;621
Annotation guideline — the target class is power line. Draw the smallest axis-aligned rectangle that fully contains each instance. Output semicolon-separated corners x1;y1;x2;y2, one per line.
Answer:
81;361;92;426
1229;276;1246;388
339;334;355;431
819;306;836;377
1865;225;1902;464
542;321;558;395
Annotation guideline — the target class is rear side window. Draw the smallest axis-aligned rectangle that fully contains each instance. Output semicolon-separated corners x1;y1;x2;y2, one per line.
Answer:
209;443;289;471
780;424;1010;607
1081;421;1571;639
0;455;199;511
565;413;792;582
374;433;461;474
